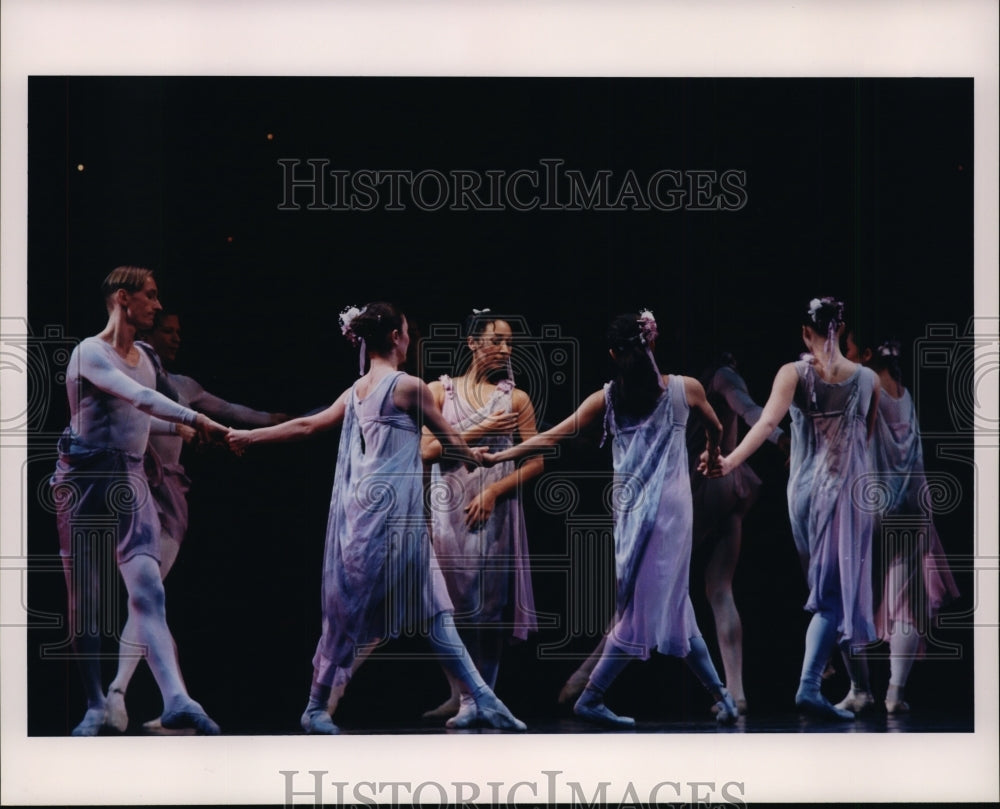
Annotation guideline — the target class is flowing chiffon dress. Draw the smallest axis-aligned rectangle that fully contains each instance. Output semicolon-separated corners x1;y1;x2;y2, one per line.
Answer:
312;371;453;687
786;359;879;646
429;376;537;639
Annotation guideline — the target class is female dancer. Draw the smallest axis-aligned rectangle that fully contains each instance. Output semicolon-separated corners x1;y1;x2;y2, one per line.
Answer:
51;266;227;735
227;302;526;733
835;333;959;713
703;297;880;720
420;310;542;725
485;311;739;727
104;309;287;732
557;352;787;715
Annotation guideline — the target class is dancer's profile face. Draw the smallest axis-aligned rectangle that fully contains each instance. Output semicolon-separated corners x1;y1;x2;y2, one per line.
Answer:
123;276;163;331
395;316;411;361
149;314;182;364
469;320;513;371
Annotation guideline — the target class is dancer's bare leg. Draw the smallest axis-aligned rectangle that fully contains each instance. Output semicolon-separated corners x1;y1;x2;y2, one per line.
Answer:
704;513;746;711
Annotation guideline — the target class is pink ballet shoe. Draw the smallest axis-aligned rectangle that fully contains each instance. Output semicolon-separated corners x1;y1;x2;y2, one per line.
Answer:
885;698;910;715
422;694;461;720
449;690;526;731
443;695;478;729
104;688;128;733
834;689;875;714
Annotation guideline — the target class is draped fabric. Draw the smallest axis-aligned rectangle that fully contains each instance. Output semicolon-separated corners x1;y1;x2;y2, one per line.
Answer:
605;375;701;659
787;360;878;646
429;376;537;640
313;372;452;687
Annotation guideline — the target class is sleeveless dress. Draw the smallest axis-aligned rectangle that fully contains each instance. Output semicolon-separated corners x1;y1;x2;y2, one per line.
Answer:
312;371;453;687
786;359;878;646
429;376;537;639
870;387;959;645
604;375;701;659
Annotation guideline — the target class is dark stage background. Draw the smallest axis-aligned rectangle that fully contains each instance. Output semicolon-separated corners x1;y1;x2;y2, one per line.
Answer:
25;77;975;734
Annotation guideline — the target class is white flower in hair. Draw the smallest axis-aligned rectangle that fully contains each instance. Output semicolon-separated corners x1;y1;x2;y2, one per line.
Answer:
637;308;658;346
808;298;823;319
339;305;365;346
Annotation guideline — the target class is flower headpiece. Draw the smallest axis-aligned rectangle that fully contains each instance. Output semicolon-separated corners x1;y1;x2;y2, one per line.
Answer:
636;308;665;390
339;305;365;346
339;304;368;376
637;309;659;347
806;297;845;373
877;339;901;358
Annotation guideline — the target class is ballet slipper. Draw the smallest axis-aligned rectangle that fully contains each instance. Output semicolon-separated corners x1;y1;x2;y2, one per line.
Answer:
300;708;340;735
141;717;164;731
422;694;461;720
834;688;875;714
711;697;748;716
104;688;128;733
713;689;740;725
885;685;910;714
557;670;590;705
795;688;854;721
71;707;108;737
443;695;477;729
161;697;221;735
467;690;527;731
573;691;635;728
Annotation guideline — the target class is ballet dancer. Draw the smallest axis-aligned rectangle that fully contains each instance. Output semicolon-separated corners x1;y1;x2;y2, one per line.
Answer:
50;266;227;736
485;310;740;727
835;332;959;714
702;297;880;720
419;309;542;725
227;302;526;733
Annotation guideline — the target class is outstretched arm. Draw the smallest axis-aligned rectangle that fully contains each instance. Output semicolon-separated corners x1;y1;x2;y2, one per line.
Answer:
175;374;286;427
485;389;606;466
464;390;544;528
707;363;797;476
396;376;481;467
715;366;785;443
227;389;349;452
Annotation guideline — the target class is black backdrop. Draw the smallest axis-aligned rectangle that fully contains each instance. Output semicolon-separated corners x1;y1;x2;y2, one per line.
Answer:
25;77;975;734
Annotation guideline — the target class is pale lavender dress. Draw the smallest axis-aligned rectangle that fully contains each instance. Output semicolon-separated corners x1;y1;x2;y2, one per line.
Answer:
871;388;959;645
604;375;701;659
312;371;453;688
429;376;537;640
787;359;879;646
